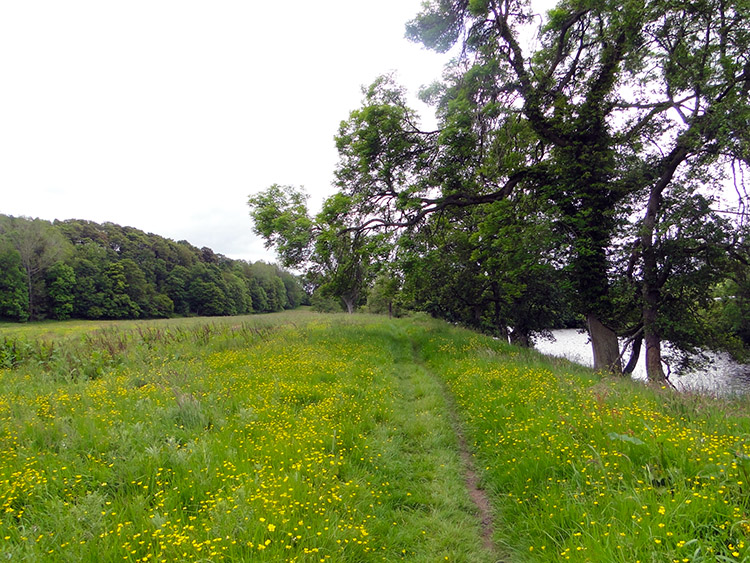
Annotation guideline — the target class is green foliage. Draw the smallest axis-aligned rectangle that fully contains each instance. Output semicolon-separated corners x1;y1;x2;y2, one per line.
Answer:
0;214;304;323
398;200;571;343
187;263;229;316
310;291;343;313
165;265;190;315
367;272;402;317
248;187;387;314
0;247;29;322
248;262;290;313
45;262;76;320
248;184;313;268
100;262;141;319
331;0;750;373
649;188;736;361
0;215;69;320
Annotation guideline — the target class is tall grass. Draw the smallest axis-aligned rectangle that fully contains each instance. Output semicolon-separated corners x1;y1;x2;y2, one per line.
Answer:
413;322;750;562
3;312;750;561
0;313;491;562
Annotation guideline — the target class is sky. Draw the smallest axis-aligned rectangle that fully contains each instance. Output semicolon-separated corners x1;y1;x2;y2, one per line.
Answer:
0;1;458;262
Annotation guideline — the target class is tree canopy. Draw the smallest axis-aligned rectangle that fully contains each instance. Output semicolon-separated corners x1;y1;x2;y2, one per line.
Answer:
248;0;750;382
332;0;750;380
0;215;306;322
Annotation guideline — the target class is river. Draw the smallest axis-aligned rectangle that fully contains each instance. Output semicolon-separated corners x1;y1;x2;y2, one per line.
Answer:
534;329;750;397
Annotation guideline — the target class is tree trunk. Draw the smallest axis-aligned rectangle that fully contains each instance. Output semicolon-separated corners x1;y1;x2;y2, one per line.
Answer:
640;176;669;382
643;287;667;382
341;296;355;314
509;330;531;348
587;314;622;374
623;333;642;375
644;330;666;382
473;305;483;327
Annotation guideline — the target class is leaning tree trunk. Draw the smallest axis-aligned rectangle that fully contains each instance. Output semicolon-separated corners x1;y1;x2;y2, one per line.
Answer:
623;333;642;375
587;314;622;374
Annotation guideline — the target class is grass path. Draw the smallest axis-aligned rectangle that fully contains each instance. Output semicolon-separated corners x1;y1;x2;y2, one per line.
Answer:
364;323;497;562
421;346;498;555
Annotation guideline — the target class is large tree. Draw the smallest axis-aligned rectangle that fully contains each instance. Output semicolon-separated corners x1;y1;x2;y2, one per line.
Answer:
333;0;750;379
249;185;384;314
1;216;68;320
0;246;29;322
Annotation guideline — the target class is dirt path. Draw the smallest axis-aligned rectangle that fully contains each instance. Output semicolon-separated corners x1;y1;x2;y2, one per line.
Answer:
448;396;496;552
409;339;500;558
440;378;498;554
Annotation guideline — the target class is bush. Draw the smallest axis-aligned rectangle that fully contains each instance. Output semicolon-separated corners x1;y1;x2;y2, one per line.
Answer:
311;292;342;313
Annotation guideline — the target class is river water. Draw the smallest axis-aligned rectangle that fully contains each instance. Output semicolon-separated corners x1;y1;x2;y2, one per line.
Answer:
534;329;750;397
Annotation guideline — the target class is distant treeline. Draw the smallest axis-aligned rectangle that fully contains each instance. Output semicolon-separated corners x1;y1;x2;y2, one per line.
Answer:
0;215;307;322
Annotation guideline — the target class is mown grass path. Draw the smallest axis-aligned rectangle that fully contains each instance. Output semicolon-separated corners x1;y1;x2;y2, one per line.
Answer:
369;324;497;562
406;333;498;556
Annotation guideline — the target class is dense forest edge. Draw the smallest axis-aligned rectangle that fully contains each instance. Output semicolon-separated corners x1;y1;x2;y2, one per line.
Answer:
0;214;307;322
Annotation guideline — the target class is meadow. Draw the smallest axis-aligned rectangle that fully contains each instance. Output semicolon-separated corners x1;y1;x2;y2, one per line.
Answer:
1;311;750;561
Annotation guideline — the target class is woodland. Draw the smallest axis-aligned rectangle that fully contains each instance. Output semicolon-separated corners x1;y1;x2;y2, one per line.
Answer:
249;0;750;383
0;214;306;323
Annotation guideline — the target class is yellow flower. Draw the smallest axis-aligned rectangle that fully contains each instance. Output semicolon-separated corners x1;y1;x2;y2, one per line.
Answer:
267;524;276;532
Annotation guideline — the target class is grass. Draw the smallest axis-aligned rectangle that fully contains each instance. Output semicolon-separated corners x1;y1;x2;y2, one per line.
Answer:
0;313;492;562
2;310;750;561
415;322;750;562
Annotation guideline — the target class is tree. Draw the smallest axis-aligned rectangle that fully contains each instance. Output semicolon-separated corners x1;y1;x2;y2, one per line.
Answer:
222;271;252;315
630;184;737;377
277;268;307;309
165;265;191;315
331;0;750;378
308;194;379;314
1;216;69;319
0;246;29;322
247;262;289;312
249;187;381;314
187;263;229;316
367;271;402;317
46;262;76;320
100;262;140;319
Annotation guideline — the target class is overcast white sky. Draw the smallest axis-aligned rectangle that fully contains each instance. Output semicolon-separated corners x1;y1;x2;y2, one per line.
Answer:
1;2;568;264
1;0;461;262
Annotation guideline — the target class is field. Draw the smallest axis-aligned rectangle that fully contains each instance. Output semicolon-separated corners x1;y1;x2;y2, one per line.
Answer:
2;311;750;561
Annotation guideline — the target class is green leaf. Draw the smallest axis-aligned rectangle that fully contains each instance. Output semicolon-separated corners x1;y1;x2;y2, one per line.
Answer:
607;432;645;446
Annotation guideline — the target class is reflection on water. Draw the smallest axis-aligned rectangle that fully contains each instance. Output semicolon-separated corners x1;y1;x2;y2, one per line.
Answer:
534;329;750;396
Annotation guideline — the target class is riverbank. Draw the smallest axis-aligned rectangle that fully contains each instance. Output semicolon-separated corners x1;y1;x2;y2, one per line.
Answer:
536;328;750;396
